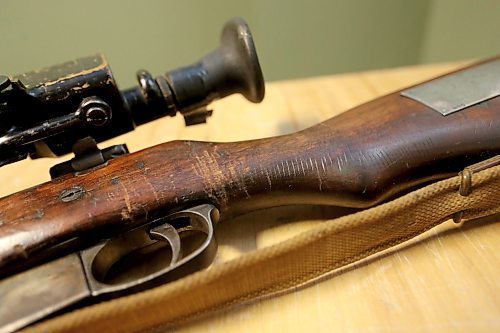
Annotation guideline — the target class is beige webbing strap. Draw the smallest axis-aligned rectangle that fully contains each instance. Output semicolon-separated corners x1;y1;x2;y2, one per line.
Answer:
24;163;500;333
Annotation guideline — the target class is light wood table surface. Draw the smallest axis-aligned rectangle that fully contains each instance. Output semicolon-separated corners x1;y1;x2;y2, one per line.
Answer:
1;61;499;333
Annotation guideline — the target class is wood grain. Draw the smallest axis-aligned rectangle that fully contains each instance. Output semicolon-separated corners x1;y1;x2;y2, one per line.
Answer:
176;62;500;333
1;60;499;274
1;61;499;332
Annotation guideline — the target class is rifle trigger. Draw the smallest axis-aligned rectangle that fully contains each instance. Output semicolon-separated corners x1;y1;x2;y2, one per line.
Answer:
149;223;182;265
79;204;219;297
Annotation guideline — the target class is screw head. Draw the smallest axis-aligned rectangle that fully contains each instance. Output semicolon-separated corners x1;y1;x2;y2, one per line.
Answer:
59;186;86;202
85;106;110;126
78;97;112;127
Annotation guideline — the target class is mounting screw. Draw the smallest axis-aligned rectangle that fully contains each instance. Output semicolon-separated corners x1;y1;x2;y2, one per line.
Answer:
78;97;112;127
59;186;86;202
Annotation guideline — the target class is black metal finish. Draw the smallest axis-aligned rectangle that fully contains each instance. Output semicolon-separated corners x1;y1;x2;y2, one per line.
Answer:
0;18;265;169
0;76;10;92
164;18;265;125
49;137;129;179
0;55;132;165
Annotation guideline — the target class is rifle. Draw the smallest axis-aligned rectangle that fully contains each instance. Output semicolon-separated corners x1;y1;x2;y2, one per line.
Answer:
1;20;500;332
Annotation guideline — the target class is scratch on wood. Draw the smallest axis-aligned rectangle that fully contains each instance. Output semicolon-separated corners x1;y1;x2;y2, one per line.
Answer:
356;152;363;165
195;148;251;200
34;209;44;219
193;151;228;204
119;182;132;213
121;208;131;220
249;167;259;185
312;158;323;191
276;164;282;177
318;176;323;191
142;175;160;205
327;153;333;166
264;169;272;189
227;163;251;199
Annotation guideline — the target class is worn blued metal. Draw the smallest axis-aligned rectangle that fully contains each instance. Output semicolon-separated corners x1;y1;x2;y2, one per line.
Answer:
162;17;264;125
401;59;500;115
49;137;129;178
0;204;218;332
0;54;130;164
0;254;89;333
81;204;218;296
2;51;500;333
0;18;263;333
0;18;264;168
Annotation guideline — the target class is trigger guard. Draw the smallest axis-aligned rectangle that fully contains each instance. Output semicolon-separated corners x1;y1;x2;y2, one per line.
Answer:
79;204;219;297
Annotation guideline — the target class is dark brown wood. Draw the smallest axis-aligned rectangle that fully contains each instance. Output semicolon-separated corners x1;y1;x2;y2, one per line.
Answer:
1;65;500;275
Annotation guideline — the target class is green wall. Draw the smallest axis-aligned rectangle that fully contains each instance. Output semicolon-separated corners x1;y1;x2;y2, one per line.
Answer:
420;0;500;63
0;0;498;84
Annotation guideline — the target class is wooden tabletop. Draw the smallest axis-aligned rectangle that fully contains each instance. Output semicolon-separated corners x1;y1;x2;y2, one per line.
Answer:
2;61;499;333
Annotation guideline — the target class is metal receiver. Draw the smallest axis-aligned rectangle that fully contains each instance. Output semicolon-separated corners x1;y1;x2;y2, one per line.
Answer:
0;18;264;169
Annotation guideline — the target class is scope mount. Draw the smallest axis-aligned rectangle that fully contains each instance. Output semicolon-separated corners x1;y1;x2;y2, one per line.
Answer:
0;18;264;173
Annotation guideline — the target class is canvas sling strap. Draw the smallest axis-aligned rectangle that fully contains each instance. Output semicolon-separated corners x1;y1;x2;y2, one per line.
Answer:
23;156;500;333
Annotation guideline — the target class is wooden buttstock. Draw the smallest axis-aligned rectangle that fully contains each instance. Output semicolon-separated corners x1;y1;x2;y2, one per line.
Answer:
0;62;499;274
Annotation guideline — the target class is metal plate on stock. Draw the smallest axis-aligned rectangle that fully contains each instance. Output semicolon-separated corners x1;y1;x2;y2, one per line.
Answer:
401;59;500;116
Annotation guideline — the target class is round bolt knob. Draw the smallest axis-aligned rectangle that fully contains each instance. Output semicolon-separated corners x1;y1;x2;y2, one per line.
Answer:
78;97;112;127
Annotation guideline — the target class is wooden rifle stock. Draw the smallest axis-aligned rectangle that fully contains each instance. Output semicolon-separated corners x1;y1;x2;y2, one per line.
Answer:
0;61;499;275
